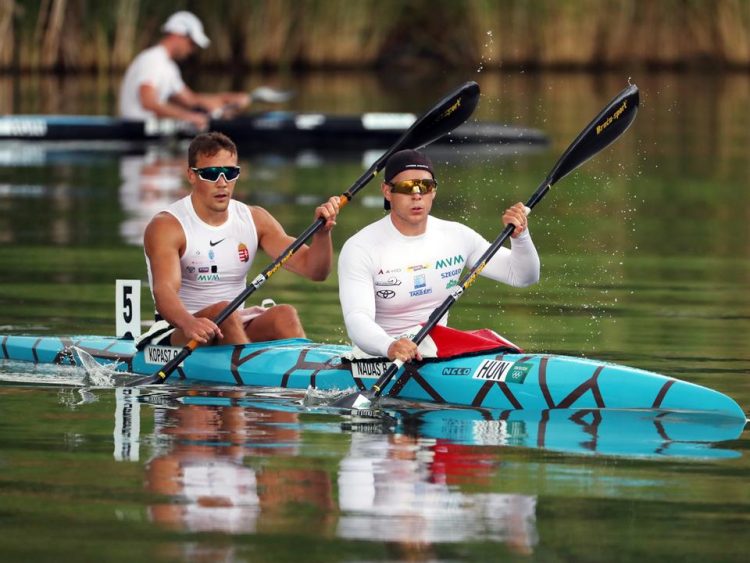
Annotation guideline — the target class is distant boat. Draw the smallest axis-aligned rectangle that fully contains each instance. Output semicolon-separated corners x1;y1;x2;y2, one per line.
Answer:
0;112;548;148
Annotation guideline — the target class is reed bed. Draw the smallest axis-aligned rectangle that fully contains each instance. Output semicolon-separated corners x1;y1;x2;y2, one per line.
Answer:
2;0;750;72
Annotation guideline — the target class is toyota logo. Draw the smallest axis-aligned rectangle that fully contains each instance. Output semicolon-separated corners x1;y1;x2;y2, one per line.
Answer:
376;289;395;299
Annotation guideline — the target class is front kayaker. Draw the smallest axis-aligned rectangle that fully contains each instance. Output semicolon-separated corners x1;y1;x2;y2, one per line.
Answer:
138;131;340;347
118;11;250;130
338;149;540;362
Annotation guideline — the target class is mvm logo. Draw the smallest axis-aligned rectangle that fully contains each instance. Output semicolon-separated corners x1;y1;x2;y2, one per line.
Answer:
435;254;464;269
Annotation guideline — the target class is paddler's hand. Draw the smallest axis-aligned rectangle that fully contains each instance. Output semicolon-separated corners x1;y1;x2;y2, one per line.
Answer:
315;196;341;233
186;112;209;131
502;202;531;238
228;92;251;110
387;338;422;363
181;316;223;345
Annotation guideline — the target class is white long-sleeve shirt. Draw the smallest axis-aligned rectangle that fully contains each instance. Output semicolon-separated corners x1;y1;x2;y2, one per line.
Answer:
338;215;540;357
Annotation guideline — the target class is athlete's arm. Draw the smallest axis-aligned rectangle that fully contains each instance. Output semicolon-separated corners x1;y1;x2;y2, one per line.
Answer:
144;213;221;343
251;197;339;281
463;217;540;287
139;83;208;129
338;240;397;358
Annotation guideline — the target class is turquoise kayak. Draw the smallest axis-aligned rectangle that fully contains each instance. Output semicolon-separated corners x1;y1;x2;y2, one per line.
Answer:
1;333;745;420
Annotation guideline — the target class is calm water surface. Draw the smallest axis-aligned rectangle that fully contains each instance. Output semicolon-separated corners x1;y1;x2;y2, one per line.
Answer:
0;71;748;561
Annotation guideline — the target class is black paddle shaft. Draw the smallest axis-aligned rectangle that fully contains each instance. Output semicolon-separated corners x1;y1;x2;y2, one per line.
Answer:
140;81;481;386
338;83;640;407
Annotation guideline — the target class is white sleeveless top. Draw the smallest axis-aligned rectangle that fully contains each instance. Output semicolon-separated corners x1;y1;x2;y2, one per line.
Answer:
146;195;258;313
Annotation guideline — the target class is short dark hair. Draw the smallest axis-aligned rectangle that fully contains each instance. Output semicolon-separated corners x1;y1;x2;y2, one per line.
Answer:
187;132;237;167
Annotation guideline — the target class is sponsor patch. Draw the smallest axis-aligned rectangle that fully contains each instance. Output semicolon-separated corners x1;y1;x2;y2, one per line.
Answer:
442;367;471;376
407;263;430;272
409;288;432;297
441;268;462;279
376;289;395;299
351;361;390;378
506;362;531;384
375;276;401;287
472;359;514;382
143;345;182;365
435;255;464;269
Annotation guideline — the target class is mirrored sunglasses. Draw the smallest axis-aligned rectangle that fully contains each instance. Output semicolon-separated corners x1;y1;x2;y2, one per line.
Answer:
191;166;241;182
387;178;438;195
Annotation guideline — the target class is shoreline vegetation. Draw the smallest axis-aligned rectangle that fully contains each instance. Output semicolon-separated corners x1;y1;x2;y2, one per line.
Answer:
1;0;750;73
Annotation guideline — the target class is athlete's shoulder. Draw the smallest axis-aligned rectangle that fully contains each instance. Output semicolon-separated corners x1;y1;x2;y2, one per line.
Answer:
343;216;390;249
428;215;474;234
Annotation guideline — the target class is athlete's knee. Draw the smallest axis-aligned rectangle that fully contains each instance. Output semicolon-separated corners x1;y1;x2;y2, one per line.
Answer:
271;304;304;338
208;302;244;334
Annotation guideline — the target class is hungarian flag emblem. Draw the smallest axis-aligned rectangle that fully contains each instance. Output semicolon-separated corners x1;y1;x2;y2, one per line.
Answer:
238;243;249;262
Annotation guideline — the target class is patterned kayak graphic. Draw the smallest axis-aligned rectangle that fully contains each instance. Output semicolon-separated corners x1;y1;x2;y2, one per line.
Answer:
1;334;745;420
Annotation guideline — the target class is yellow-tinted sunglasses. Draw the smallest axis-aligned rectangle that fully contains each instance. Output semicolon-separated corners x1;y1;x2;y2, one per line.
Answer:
387;178;438;195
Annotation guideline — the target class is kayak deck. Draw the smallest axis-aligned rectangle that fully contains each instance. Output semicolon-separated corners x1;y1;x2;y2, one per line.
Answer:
1;334;745;420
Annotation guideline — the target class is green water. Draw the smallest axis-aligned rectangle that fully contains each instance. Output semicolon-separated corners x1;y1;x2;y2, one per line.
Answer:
0;71;748;561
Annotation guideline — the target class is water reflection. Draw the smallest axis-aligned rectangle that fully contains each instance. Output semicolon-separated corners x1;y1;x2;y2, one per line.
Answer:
112;388;538;551
109;387;743;552
337;432;537;553
385;406;745;460
140;390;335;535
118;148;186;245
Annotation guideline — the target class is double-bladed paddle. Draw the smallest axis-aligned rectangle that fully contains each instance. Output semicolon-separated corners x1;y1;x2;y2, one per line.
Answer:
333;83;640;410
136;80;481;386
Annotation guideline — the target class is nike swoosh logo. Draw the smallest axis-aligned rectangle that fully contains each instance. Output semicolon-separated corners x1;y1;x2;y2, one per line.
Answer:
209;239;225;247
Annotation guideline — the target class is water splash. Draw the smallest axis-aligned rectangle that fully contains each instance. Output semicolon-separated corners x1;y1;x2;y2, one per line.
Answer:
303;385;353;407
72;346;120;386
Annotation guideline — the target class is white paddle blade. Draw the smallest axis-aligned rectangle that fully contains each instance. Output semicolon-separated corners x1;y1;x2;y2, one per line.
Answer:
249;87;295;104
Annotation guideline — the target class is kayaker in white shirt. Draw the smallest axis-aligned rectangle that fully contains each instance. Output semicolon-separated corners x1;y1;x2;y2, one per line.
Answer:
142;131;340;347
338;149;540;361
119;11;250;130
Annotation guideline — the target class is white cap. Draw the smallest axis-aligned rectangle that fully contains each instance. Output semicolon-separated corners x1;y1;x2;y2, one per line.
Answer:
161;11;210;48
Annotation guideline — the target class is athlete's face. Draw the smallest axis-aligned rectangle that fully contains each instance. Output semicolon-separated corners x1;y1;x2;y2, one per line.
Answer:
188;149;239;222
172;34;198;61
382;168;436;235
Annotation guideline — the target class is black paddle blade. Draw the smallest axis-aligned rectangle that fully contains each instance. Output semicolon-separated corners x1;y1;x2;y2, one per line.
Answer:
374;81;481;170
127;374;162;386
547;83;639;186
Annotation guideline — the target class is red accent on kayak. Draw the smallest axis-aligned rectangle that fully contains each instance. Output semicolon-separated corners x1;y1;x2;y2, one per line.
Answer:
427;325;523;357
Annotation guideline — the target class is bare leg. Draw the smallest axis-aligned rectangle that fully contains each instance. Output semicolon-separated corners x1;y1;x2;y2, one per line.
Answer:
169;301;250;346
245;304;305;342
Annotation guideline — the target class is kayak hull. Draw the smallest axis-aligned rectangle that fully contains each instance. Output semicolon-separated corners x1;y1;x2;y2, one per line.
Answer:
0;113;548;147
1;334;745;420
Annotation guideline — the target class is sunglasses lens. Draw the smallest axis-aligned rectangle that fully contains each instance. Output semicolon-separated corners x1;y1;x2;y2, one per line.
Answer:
390;179;436;194
195;166;241;182
222;167;241;181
